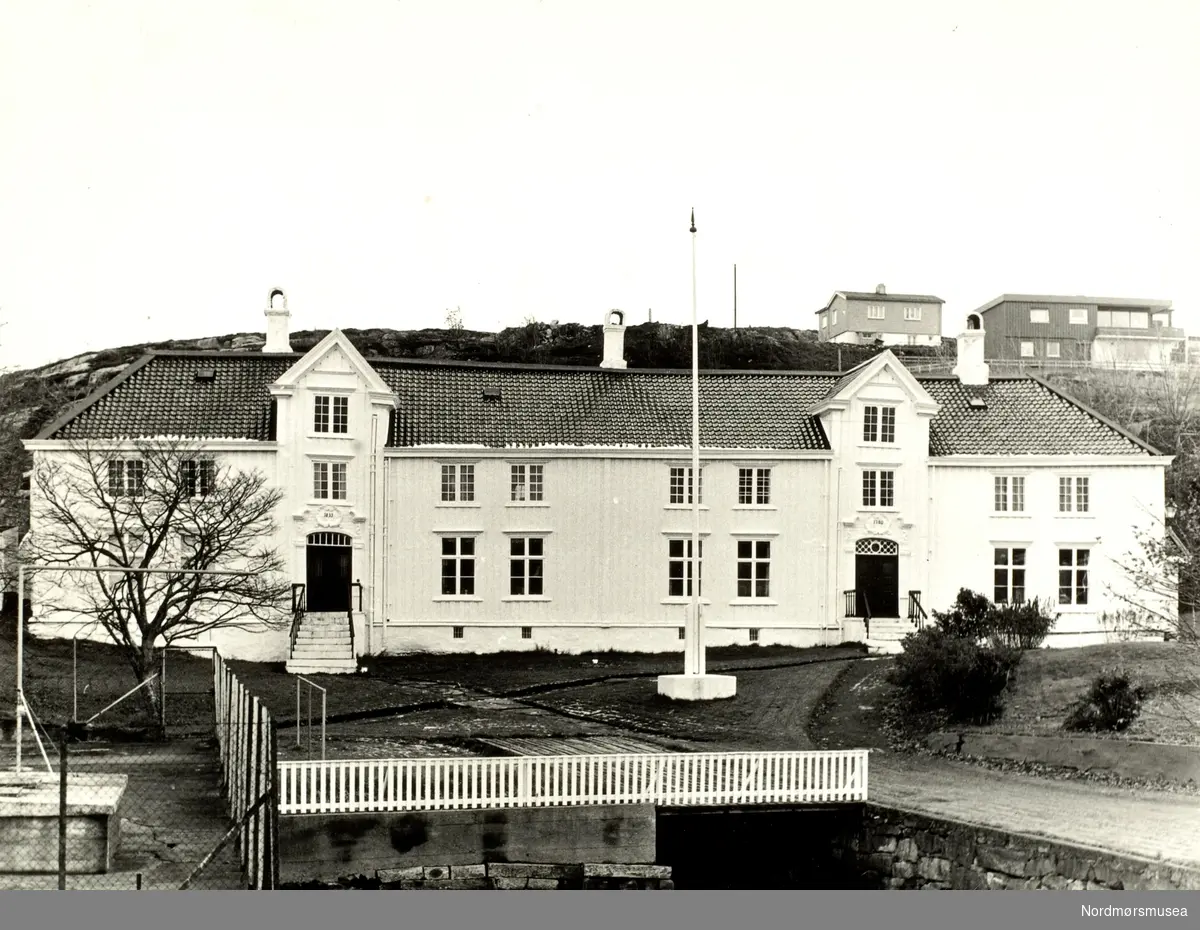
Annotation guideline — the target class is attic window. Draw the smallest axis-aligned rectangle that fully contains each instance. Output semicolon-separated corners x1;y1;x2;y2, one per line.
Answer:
194;368;216;382
482;387;502;401
967;397;987;409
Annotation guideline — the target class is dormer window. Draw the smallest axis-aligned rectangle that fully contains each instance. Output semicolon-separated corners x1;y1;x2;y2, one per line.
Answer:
314;395;349;434
863;406;896;443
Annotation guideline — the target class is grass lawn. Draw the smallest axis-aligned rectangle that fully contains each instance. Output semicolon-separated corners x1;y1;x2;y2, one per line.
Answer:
0;627;215;734
963;642;1200;745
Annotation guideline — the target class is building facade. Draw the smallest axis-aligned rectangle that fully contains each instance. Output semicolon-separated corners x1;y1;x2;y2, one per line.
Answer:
972;294;1183;369
23;297;1173;666
816;285;944;347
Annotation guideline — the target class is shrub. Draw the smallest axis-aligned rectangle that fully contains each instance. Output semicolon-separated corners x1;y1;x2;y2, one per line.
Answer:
1063;668;1148;732
989;597;1057;650
887;627;1022;724
932;588;993;641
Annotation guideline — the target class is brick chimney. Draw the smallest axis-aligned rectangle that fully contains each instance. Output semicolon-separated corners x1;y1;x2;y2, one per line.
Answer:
953;313;989;385
600;309;627;369
263;288;292;353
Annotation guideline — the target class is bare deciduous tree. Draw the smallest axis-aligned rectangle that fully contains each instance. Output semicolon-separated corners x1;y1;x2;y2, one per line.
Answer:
22;438;291;728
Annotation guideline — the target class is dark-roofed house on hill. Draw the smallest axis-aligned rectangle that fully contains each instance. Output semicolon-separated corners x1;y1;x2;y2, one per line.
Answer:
816;284;944;347
23;293;1175;667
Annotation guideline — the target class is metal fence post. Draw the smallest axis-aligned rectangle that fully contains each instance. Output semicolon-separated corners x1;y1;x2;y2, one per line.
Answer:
58;728;68;890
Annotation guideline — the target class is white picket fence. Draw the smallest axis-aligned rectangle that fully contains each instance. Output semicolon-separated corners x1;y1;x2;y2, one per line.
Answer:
277;749;868;815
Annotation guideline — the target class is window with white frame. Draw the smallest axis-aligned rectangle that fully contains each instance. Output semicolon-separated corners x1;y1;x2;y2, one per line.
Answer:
509;537;545;596
669;466;703;504
862;469;895;508
1030;308;1050;323
993;475;1026;513
863;406;896;443
820;314;828;329
736;539;771;598
1058;548;1090;605
441;537;476;596
1129;312;1149;328
1047;342;1061;358
1020;341;1035;358
1058;476;1090;513
314;395;349;434
993;547;1026;604
440;463;475;502
510;464;544;502
904;306;922;321
737;467;771;505
181;459;215;497
866;304;886;320
313;461;347;500
667;538;702;597
1069;307;1089;324
108;459;145;497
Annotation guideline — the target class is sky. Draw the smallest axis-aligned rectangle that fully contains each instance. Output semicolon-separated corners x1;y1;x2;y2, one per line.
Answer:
1;0;1197;370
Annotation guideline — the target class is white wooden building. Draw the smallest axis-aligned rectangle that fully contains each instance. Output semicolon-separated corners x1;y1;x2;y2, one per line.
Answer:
23;294;1174;668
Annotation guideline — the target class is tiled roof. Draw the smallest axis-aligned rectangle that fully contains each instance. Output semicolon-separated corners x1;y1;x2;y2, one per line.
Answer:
39;351;1162;458
43;352;296;441
379;362;837;449
920;377;1155;456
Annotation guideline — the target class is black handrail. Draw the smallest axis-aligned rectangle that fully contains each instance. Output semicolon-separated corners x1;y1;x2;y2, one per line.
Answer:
862;592;872;641
289;583;306;655
346;579;361;660
907;590;928;629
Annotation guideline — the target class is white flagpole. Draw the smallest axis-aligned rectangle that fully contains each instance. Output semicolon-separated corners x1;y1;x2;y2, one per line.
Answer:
689;209;703;676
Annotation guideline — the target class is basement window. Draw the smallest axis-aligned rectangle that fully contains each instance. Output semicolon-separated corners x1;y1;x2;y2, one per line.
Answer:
678;627;686;640
452;626;464;639
749;628;760;643
521;626;533;640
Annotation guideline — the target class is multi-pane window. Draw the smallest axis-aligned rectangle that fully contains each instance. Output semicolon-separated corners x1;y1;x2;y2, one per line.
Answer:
993;547;1026;604
736;540;771;598
737;468;771;505
993;476;1025;512
667;538;703;597
441;537;476;596
862;470;895;508
108;459;145;497
866;304;886;320
440;464;475;502
904;306;922;321
1058;476;1090;513
313;462;347;500
181;459;215;497
1058;548;1090;605
510;464;544;502
1069;307;1089;324
863;406;896;443
669;467;703;505
509;537;545;596
313;395;348;434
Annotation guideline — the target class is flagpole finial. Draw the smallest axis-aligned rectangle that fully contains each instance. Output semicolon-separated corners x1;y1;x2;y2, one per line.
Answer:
689;209;696;234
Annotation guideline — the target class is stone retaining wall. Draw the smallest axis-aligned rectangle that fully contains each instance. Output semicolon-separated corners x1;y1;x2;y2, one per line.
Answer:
834;804;1200;890
284;861;673;890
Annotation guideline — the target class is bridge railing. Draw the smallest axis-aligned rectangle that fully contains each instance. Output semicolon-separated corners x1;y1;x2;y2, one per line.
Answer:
277;749;868;815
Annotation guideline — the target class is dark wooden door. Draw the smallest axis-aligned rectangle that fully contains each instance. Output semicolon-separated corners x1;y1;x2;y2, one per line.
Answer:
306;545;351;612
855;554;899;618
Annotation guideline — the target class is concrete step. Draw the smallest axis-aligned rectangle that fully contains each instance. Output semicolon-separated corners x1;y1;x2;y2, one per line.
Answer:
295;633;352;643
285;663;358;676
291;646;354;659
285;656;358;673
865;639;905;656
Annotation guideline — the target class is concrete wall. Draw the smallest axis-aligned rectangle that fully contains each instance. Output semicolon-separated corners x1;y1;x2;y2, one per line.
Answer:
278;804;657;884
833;804;1200;890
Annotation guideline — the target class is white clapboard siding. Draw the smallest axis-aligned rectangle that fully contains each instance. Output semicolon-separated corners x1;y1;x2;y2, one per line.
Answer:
277;749;869;815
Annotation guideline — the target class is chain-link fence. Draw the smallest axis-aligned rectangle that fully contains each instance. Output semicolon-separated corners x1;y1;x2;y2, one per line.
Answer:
0;651;278;890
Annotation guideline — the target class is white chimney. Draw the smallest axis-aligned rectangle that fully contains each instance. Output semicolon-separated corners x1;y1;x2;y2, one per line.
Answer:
263;288;292;353
953;313;989;385
600;309;627;369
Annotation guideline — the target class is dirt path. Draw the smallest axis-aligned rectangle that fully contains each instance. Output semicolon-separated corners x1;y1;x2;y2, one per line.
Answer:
810;658;1200;869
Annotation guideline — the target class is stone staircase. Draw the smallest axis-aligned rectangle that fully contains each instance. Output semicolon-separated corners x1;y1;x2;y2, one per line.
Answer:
286;611;357;675
864;616;919;655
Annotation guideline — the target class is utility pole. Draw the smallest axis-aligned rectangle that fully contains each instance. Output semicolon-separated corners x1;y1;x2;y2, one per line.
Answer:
733;264;738;329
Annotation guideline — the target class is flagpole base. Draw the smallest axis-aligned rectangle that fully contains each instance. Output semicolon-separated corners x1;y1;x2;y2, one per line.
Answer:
656;673;737;701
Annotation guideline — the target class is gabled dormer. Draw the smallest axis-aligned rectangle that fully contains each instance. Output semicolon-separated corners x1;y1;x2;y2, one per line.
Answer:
809;351;939;462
